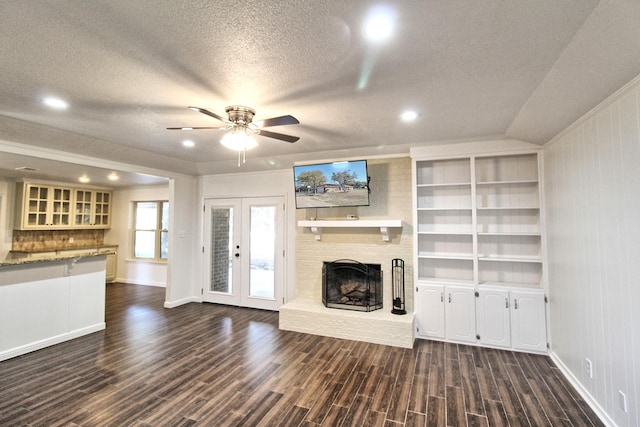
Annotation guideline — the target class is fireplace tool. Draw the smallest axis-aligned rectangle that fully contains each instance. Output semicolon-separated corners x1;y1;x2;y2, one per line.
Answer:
391;258;406;315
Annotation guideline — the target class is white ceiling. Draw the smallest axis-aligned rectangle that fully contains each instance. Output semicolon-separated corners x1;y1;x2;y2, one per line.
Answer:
1;0;640;184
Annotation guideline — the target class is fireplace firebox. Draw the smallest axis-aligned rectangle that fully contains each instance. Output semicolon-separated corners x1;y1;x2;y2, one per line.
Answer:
322;259;382;312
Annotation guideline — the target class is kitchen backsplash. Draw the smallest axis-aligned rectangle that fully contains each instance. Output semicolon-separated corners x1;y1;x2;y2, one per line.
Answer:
12;229;105;252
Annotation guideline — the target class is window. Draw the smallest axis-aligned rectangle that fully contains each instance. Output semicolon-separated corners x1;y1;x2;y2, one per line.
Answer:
133;201;169;260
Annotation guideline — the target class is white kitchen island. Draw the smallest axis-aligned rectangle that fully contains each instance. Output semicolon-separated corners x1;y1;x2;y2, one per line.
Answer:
0;253;108;362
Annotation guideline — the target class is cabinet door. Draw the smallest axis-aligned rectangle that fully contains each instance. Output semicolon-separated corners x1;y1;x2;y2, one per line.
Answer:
24;184;50;228
74;189;93;227
415;284;445;339
93;191;111;227
50;186;72;227
476;288;511;348
445;285;476;343
105;253;117;282
511;290;547;352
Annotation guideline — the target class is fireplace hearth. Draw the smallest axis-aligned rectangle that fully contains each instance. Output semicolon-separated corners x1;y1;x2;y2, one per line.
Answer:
322;259;382;312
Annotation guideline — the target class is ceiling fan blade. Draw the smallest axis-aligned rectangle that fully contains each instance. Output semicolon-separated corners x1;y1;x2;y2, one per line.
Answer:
166;126;226;130
258;129;299;143
188;106;227;122
258;115;300;128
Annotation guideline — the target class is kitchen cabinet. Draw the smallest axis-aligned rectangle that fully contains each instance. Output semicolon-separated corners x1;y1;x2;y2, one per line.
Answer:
73;189;112;228
415;283;476;344
14;182;112;230
14;183;73;229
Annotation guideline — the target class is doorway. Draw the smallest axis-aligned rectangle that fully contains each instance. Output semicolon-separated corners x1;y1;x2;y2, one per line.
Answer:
202;196;285;311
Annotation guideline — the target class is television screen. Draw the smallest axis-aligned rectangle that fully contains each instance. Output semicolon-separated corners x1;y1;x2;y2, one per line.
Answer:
294;160;370;209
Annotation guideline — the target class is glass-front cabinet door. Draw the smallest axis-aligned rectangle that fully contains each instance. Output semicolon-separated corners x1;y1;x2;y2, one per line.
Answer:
73;189;112;228
21;183;72;229
74;189;93;227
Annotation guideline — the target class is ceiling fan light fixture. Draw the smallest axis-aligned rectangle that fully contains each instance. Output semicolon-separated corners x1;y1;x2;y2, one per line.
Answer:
220;129;258;152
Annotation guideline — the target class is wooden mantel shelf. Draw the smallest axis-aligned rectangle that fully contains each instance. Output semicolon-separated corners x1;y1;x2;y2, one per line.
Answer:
297;219;402;242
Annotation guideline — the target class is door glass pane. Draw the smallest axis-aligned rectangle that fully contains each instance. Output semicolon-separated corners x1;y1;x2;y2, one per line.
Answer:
249;205;275;299
211;207;233;294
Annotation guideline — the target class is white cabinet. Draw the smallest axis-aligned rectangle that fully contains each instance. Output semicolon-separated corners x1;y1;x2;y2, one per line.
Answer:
415;284;445;339
73;189;112;228
445;285;476;343
412;147;548;353
415;284;476;344
476;288;511;348
14;183;73;229
511;290;547;352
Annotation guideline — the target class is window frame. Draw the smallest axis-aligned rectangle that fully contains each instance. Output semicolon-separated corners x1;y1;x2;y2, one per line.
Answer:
132;200;169;261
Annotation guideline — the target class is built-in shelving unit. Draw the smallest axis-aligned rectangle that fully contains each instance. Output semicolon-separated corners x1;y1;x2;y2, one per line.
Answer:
297;219;402;241
411;145;547;353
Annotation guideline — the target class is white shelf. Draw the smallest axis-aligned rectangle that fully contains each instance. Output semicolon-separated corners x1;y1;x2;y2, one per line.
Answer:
297;219;402;241
418;231;474;235
476;180;538;186
477;206;539;211
417;207;472;211
417;182;471;188
478;232;541;236
418;253;474;260
478;255;542;263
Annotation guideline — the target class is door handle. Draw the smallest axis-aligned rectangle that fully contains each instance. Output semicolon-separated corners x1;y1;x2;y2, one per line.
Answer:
235;253;240;257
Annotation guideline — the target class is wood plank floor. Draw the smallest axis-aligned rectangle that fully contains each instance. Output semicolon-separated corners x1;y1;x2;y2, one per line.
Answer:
0;283;603;427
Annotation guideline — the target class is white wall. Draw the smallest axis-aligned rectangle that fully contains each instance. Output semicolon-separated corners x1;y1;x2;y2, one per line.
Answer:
544;75;640;427
165;176;198;307
107;184;170;287
0;180;15;259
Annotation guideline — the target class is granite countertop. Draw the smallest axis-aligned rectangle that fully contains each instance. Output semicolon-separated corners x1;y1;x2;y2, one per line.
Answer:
10;244;118;254
1;250;115;267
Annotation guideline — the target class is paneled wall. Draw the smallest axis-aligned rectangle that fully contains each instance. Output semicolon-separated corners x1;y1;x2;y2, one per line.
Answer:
545;76;640;427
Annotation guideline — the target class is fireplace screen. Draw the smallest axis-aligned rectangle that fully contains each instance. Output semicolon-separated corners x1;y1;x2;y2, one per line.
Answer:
322;259;382;312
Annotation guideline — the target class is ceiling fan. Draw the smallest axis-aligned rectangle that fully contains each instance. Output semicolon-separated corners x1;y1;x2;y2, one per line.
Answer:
168;106;299;166
168;105;299;141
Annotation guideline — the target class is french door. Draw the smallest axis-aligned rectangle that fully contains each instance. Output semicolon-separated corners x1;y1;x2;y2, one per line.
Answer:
202;197;284;311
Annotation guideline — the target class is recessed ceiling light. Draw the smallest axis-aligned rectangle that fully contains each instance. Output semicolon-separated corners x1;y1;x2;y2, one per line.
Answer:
182;140;195;148
108;172;119;181
79;175;90;183
363;5;396;43
400;110;419;122
43;96;69;110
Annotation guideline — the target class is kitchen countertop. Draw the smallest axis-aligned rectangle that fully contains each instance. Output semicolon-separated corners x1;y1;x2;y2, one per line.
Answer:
2;248;116;267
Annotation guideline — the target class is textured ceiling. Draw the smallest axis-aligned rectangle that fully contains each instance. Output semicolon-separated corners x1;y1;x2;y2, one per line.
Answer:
1;0;640;183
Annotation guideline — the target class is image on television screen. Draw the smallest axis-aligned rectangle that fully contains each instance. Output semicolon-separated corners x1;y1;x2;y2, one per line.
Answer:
294;160;369;209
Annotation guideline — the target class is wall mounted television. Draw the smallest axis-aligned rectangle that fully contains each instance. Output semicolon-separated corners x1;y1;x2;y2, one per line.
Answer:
294;160;370;209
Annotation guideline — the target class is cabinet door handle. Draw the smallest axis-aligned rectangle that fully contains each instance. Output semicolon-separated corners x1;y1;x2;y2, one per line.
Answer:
505;298;509;309
514;299;518;310
440;292;443;303
448;294;452;303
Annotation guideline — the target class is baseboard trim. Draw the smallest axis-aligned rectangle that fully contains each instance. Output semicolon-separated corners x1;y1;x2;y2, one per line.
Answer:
549;351;617;427
114;277;166;287
0;323;106;362
164;296;201;308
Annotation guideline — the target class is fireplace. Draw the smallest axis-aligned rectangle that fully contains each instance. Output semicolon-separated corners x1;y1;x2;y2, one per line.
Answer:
322;259;382;312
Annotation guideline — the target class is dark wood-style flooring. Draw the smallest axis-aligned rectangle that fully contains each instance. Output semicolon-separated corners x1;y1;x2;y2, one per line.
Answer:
0;283;603;427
